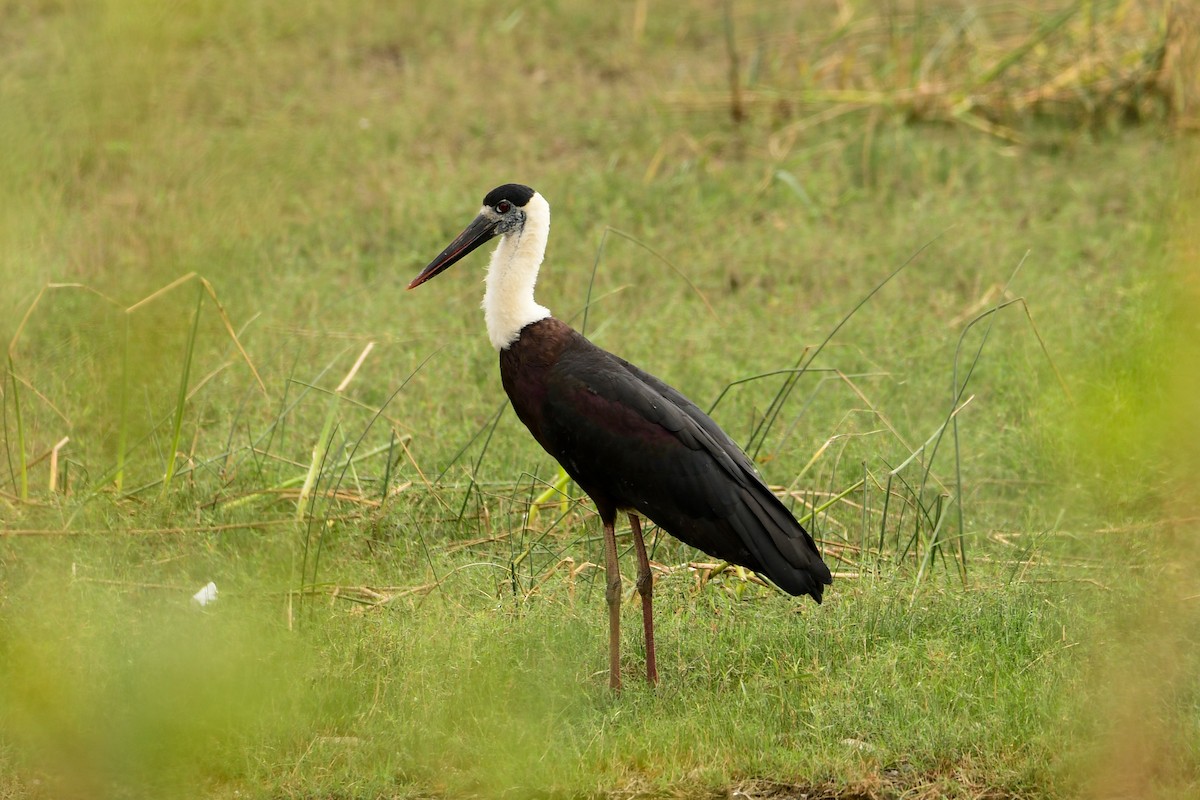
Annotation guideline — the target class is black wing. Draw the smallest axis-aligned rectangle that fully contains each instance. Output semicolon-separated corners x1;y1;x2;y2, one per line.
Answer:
539;335;832;601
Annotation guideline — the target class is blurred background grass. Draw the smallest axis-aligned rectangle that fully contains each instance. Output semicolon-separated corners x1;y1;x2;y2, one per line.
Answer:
1;1;1198;798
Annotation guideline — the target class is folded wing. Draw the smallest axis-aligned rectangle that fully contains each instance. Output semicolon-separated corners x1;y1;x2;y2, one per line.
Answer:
538;334;832;601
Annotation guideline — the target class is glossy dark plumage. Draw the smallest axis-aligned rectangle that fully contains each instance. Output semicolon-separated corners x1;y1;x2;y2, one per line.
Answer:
500;317;831;601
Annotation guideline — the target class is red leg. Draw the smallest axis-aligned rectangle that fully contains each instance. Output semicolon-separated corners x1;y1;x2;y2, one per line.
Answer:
629;513;658;685
602;517;623;690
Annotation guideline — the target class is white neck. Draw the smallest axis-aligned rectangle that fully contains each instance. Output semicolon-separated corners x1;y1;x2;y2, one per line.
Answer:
483;192;552;350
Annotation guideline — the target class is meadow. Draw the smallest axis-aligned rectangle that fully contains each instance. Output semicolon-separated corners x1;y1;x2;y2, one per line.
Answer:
2;1;1198;798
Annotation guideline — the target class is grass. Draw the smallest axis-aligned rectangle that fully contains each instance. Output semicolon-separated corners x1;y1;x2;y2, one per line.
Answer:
2;1;1199;798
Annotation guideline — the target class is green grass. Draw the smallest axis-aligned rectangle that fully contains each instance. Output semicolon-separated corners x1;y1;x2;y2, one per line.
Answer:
2;1;1199;798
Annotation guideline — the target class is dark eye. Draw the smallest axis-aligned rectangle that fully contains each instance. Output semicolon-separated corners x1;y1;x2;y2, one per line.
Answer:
496;200;512;214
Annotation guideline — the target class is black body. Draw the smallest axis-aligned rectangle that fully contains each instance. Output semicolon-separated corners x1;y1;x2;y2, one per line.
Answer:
500;317;831;601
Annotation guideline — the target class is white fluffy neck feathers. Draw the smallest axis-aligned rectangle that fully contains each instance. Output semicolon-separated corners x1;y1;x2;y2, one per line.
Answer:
482;191;552;350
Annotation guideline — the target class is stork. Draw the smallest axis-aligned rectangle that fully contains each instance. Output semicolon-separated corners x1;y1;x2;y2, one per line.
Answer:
408;184;831;689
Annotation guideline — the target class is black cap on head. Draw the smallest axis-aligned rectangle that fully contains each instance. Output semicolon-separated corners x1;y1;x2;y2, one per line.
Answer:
483;184;535;209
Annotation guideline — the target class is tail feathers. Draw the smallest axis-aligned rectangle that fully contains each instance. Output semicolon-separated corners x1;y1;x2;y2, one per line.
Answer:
735;486;832;602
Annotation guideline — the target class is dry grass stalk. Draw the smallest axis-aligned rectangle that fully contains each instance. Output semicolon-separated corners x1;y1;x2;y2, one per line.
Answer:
668;1;1195;137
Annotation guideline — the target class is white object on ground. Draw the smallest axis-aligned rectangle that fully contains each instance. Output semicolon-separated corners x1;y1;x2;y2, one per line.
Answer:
192;581;218;607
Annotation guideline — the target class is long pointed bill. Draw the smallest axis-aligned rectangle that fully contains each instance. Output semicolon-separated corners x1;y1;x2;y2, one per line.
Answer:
408;213;499;289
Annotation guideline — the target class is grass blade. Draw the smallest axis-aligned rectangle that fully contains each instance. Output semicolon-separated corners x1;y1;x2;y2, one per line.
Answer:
160;285;205;500
747;234;942;460
116;314;131;493
6;354;28;501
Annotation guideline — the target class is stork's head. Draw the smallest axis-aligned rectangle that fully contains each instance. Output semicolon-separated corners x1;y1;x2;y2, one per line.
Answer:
408;184;538;289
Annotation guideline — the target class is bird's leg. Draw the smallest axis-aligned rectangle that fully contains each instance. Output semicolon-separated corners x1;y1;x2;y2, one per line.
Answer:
629;513;658;685
602;517;623;691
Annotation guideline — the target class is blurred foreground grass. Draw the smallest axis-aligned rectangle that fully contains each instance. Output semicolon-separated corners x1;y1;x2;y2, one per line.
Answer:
2;1;1199;798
